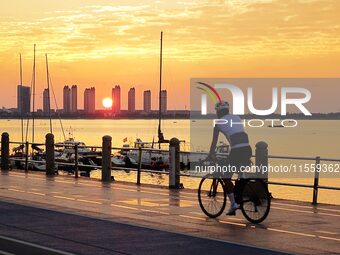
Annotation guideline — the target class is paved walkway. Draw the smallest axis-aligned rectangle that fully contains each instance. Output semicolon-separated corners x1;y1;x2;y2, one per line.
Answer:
0;171;340;255
0;201;288;255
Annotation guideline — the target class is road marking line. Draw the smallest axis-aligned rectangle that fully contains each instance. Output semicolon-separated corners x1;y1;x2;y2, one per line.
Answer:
7;188;25;193
55;180;75;184
77;199;102;205
272;206;340;217
317;208;340;213
9;174;42;181
140;209;170;215
179;214;206;221
271;206;313;214
27;191;45;196
272;202;340;213
187;213;244;222
53;195;75;201
111;204;138;210
189;211;204;216
267;228;316;237
318;235;340;242
219;220;247;227
318;212;340;217
75;183;97;187
316;230;338;235
7;188;45;196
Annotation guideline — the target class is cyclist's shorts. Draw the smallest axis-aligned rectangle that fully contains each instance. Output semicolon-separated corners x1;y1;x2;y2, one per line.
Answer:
220;145;252;179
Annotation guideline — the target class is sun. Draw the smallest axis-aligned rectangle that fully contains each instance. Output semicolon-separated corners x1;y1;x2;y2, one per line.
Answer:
102;97;113;108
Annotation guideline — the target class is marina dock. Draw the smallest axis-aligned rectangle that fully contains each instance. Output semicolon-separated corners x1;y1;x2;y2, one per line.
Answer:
0;170;339;255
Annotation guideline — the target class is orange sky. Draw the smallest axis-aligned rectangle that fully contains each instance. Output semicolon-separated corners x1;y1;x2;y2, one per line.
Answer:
0;0;340;110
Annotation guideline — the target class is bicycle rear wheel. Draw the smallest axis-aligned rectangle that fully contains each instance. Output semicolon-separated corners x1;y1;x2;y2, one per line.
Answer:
240;179;271;223
198;177;226;218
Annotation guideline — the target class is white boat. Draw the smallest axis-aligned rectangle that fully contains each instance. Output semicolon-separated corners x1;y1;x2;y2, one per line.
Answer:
123;139;169;169
122;139;230;170
56;138;95;155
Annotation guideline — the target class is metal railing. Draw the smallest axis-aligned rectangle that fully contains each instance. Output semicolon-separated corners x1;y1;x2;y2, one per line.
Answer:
1;132;340;204
266;155;340;204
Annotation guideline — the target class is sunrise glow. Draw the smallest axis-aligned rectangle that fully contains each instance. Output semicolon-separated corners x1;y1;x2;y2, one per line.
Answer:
102;97;113;109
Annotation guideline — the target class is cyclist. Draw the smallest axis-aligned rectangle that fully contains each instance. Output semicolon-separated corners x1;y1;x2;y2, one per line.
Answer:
207;101;252;215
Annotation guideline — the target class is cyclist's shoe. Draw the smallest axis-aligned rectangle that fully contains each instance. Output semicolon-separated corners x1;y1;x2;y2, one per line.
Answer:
226;204;240;216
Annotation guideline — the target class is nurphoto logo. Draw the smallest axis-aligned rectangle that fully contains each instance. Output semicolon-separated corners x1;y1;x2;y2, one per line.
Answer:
196;81;312;128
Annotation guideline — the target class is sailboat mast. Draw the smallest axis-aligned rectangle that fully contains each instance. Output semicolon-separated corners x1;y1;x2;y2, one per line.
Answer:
32;44;36;144
45;54;53;134
157;31;163;147
19;53;24;144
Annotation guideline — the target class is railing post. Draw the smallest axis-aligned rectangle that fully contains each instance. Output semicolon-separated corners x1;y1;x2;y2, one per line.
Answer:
45;133;55;176
25;141;29;172
1;132;10;171
255;141;268;182
136;147;142;185
102;135;112;182
169;137;180;189
312;156;320;205
74;144;79;178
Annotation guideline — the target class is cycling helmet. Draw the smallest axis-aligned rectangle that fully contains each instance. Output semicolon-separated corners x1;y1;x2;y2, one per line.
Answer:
215;101;229;112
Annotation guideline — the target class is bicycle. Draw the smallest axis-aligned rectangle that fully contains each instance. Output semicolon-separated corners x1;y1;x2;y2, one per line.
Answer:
198;174;271;223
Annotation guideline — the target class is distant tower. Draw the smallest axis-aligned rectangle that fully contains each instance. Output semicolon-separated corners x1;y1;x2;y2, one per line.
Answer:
128;87;135;112
70;85;77;113
160;89;167;113
17;85;31;115
63;85;71;113
43;88;50;113
84;87;95;114
84;89;89;113
143;90;151;113
112;85;121;114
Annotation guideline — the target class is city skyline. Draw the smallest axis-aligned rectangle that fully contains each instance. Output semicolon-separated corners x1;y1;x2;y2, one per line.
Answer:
16;83;170;114
46;86;168;112
1;1;340;112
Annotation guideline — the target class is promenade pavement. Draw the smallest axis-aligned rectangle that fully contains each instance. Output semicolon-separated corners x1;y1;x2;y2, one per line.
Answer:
0;170;339;255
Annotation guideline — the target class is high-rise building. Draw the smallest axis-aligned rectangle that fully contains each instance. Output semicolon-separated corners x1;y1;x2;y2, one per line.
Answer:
160;89;167;113
84;87;95;114
128;87;135;112
17;85;31;115
143;90;151;113
43;88;50;113
71;85;77;113
63;85;71;113
112;85;121;114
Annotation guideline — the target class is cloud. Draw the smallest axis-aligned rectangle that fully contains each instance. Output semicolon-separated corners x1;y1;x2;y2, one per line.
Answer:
0;0;339;62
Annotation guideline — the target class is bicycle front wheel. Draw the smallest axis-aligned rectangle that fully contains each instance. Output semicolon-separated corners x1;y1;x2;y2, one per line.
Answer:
198;177;227;218
240;179;271;223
